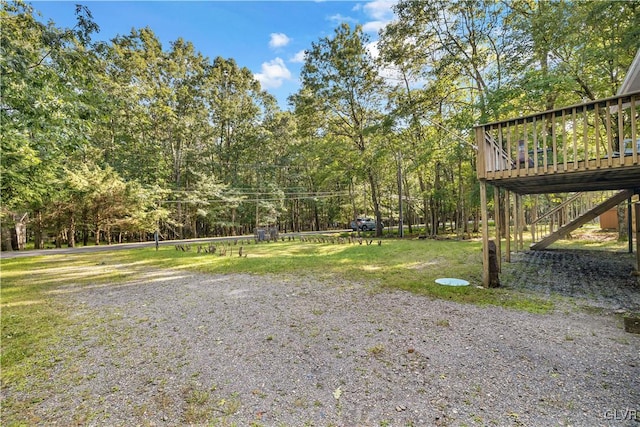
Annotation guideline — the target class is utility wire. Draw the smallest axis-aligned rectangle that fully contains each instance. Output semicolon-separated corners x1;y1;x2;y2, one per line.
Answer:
161;193;348;204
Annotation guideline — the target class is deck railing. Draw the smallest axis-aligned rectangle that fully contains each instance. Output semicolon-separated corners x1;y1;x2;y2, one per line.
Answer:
476;91;640;180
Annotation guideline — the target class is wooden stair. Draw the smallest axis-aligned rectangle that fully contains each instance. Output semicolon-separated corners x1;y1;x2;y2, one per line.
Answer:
530;189;635;250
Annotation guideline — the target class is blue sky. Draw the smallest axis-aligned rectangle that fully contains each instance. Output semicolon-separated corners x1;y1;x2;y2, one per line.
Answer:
30;1;397;109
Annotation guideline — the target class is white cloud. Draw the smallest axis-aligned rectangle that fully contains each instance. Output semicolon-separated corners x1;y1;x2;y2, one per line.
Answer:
327;2;397;34
360;0;396;34
269;33;291;49
362;0;395;21
362;21;386;33
328;13;357;24
290;50;307;63
254;57;292;89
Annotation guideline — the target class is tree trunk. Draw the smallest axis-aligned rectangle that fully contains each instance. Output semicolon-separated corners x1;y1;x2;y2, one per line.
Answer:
403;175;413;234
368;171;383;237
231;207;237;236
192;217;198;239
82;209;89;246
473;206;480;233
177;201;183;239
34;209;44;249
68;213;76;248
431;163;442;236
13;213;27;250
1;225;12;251
314;204;320;231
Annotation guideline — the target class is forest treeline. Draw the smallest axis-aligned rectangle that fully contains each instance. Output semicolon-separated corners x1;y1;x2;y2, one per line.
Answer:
2;0;638;249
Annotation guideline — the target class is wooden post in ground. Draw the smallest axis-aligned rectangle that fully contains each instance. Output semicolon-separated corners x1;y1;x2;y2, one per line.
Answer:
505;190;511;262
635;202;640;275
494;186;501;272
480;180;490;287
513;193;520;252
531;195;538;243
488;240;500;287
518;194;525;251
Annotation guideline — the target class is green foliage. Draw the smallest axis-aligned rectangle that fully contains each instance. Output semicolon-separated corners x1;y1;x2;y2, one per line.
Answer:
2;0;638;248
296;23;388;235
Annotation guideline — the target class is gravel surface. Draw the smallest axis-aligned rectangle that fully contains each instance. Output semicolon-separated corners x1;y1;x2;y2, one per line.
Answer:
504;249;640;313
5;253;640;426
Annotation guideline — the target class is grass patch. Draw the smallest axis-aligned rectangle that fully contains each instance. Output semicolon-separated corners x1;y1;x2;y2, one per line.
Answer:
0;254;140;394
1;236;558;404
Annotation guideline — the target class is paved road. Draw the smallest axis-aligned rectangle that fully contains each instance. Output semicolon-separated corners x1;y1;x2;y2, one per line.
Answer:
0;230;353;259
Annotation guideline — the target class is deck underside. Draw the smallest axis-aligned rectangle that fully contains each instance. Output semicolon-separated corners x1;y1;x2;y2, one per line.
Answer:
484;162;640;194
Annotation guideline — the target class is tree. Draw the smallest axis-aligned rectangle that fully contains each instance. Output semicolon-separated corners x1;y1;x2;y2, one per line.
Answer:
0;0;98;249
295;23;387;236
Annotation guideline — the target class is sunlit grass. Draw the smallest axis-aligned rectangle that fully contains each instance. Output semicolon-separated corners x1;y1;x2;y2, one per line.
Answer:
4;228;624;394
512;222;628;252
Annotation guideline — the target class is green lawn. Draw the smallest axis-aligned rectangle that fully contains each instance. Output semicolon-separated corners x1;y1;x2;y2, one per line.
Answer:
4;230;623;394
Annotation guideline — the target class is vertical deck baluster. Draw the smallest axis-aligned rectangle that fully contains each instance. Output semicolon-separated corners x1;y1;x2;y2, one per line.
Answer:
497;124;502;176
509;122;517;177
617;97;624;166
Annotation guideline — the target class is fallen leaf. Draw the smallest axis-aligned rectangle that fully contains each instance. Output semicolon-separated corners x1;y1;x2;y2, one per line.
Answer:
333;386;342;400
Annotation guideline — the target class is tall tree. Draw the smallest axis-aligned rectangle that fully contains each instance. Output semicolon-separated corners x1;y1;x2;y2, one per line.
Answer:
0;0;98;248
295;23;387;236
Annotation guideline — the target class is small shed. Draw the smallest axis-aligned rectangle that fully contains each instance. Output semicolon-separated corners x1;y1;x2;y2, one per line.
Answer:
599;208;618;230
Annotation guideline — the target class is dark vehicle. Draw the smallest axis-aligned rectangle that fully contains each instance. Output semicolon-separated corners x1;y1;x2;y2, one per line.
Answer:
350;217;381;231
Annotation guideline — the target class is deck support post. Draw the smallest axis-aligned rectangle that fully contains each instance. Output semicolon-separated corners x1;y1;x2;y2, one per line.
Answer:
480;180;490;286
518;194;525;251
494;186;501;272
629;197;633;254
635;203;640;275
505;191;511;262
514;193;520;252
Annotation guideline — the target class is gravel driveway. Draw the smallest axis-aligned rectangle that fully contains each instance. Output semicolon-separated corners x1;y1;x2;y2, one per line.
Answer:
5;269;639;426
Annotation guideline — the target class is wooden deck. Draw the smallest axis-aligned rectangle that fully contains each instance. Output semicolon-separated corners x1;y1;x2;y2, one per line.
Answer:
475;91;640;286
476;91;640;194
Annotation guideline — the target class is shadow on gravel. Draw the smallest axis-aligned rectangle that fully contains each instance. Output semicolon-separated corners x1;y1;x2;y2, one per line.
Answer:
502;249;640;312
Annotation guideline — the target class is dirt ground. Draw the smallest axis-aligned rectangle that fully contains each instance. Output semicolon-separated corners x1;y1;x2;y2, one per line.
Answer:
2;243;639;426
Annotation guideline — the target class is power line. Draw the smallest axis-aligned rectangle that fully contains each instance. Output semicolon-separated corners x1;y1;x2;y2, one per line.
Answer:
161;192;349;204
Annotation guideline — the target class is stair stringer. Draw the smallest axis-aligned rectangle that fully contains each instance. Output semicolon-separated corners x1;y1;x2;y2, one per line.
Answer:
530;189;635;250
